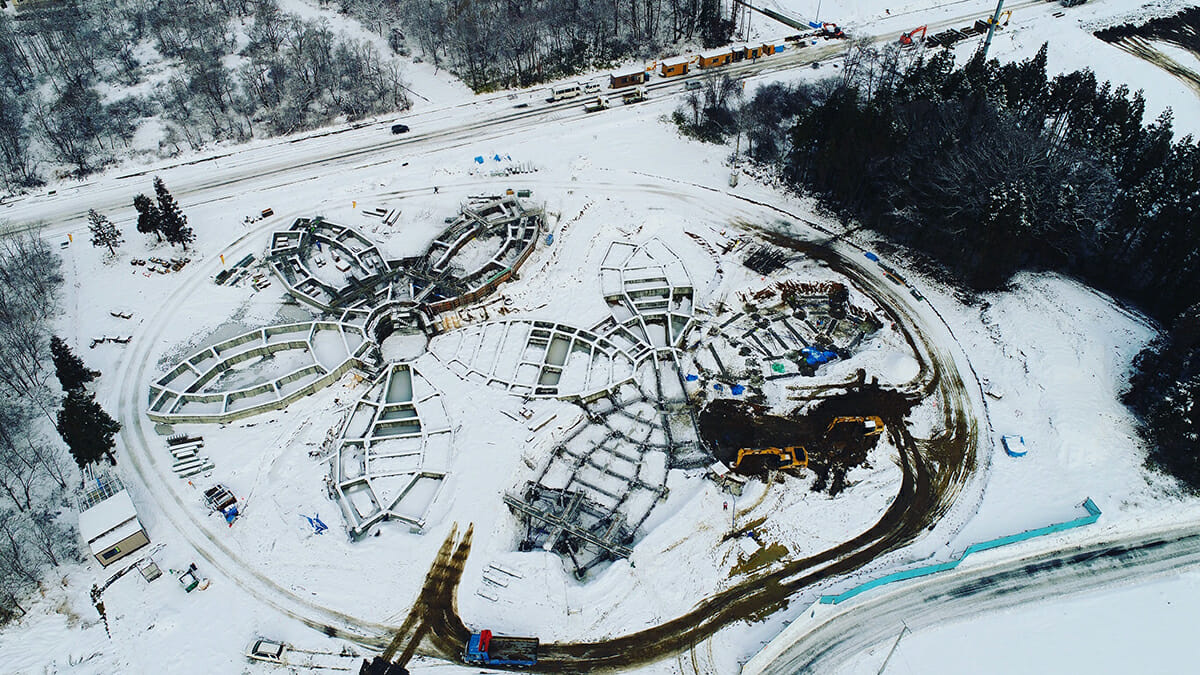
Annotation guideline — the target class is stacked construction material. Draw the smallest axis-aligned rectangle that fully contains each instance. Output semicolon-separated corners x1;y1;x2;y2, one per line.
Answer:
166;435;214;477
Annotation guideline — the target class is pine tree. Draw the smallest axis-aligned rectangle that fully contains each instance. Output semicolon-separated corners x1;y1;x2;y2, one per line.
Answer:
56;388;120;468
87;209;123;255
133;193;162;242
50;336;99;391
154;177;194;251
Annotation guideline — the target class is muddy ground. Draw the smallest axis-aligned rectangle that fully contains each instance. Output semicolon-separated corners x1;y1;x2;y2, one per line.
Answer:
699;385;920;492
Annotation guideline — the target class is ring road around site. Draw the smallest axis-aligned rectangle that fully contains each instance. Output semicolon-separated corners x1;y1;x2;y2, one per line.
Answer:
115;176;985;672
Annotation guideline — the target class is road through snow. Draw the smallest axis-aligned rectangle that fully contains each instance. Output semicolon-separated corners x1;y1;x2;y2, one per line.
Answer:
748;522;1200;674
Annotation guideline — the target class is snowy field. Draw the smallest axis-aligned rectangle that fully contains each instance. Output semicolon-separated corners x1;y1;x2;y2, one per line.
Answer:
2;0;1199;673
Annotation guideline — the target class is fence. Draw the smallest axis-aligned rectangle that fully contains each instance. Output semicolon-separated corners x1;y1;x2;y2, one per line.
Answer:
819;498;1102;605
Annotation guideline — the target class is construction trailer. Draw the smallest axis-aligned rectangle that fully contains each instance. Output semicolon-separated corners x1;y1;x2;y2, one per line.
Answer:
698;48;733;68
609;70;646;88
661;58;690;77
78;473;150;567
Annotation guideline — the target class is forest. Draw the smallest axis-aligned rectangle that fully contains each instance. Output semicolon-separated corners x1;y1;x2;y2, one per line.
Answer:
675;41;1200;489
0;0;412;189
372;0;734;91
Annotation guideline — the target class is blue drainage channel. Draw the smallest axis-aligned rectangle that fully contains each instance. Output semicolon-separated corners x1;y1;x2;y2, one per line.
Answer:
819;498;1102;605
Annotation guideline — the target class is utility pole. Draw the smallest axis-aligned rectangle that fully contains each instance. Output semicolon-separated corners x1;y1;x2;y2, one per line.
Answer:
877;622;910;674
981;0;1005;59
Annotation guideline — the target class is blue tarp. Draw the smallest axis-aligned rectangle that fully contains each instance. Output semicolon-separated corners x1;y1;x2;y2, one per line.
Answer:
864;252;878;262
800;347;838;365
685;374;698;381
730;384;745;395
713;383;724;392
474;156;484;164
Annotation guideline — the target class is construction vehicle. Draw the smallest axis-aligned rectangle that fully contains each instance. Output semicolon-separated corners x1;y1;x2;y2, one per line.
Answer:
583;96;609;113
821;22;846;39
733;446;808;473
899;25;927;46
622;86;647;104
463;629;539;667
825;416;885;439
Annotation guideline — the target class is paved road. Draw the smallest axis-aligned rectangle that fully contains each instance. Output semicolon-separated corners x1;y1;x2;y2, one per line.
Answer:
747;523;1200;674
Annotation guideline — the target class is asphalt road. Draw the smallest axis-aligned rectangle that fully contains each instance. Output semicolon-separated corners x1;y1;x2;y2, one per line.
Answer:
748;523;1200;674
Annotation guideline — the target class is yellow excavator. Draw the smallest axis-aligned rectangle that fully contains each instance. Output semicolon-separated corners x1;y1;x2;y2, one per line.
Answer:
826;416;884;438
733;446;808;472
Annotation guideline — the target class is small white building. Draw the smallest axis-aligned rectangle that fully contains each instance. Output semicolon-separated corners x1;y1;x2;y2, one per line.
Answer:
78;473;150;567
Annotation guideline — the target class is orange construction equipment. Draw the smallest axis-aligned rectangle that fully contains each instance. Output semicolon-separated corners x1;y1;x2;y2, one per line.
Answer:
821;22;846;39
826;416;885;438
734;446;808;472
899;25;928;46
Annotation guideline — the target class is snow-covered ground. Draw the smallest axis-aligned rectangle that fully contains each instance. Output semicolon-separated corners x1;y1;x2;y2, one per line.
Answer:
2;0;1200;673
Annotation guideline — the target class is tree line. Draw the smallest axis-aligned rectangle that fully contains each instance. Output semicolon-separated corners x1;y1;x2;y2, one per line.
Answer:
0;234;88;622
676;41;1200;488
340;0;735;91
0;0;412;190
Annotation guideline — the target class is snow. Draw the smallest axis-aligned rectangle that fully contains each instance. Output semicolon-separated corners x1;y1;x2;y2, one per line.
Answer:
77;491;140;544
836;567;1200;675
4;0;1200;673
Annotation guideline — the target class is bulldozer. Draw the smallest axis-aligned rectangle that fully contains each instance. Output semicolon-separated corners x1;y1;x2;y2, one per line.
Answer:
733;446;808;474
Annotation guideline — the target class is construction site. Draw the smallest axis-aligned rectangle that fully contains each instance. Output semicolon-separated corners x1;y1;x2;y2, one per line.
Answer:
128;181;959;674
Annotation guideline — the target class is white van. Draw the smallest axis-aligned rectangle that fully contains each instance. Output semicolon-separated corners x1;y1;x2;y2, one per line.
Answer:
548;83;582;102
582;81;601;94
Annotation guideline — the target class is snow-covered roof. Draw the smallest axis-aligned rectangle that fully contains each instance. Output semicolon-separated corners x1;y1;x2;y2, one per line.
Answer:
89;518;144;554
78;489;139;543
663;57;690;67
700;48;731;59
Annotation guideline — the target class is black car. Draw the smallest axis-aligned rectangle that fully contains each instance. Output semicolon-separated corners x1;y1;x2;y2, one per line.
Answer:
390;123;410;134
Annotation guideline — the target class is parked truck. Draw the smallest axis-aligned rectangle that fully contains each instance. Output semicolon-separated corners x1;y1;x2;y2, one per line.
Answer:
463;630;538;667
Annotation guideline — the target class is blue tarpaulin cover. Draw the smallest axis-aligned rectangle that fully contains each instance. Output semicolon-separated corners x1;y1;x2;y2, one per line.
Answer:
800;347;838;365
730;384;745;395
864;252;879;261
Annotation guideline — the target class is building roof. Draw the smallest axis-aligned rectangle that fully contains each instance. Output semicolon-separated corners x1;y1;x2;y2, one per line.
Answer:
700;48;732;59
89;517;144;554
78;489;139;543
663;57;690;67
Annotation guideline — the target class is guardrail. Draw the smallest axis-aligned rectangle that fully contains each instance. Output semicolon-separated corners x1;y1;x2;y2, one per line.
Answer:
818;498;1102;605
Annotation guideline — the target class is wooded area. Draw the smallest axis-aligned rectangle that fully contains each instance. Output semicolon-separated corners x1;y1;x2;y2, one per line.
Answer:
677;41;1200;488
347;0;734;91
0;234;79;622
0;0;412;189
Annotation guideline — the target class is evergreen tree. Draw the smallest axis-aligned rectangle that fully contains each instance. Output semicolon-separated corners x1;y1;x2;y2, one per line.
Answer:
133;193;162;242
49;336;98;391
154;176;194;251
86;209;123;255
56;388;120;468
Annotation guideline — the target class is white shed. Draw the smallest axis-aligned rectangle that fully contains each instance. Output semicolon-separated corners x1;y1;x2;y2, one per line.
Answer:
78;474;150;567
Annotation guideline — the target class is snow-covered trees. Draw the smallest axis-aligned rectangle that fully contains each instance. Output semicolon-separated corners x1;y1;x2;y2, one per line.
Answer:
133;178;194;250
56;388;121;469
50;337;99;393
1126;303;1200;490
0;0;414;182
154;178;194;251
0;236;77;623
133;193;162;242
87;210;123;256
